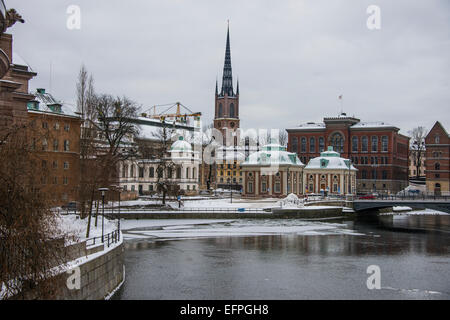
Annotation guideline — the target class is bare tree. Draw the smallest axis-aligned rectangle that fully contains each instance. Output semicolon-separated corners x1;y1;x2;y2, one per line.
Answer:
279;129;288;147
150;122;177;205
0;124;69;299
201;123;217;190
76;66;138;237
409;126;427;179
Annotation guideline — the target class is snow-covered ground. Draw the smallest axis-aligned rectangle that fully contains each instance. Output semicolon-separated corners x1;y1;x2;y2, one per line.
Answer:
120;219;364;241
57;214;118;243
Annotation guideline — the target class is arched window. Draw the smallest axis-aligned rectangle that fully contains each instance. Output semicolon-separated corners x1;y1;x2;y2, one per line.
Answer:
331;132;344;153
362;136;368;152
186;167;190;179
292;137;298;153
352;136;358;152
230;103;235;118
319;137;325;152
218;103;223;117
371;136;378;152
301;137;306;153
309;137;316;153
435;135;440;143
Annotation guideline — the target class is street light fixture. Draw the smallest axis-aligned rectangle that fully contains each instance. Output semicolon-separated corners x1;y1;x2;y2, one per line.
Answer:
110;185;123;239
98;187;109;242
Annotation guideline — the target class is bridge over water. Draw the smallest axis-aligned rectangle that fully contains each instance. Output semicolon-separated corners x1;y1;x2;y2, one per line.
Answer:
353;197;450;214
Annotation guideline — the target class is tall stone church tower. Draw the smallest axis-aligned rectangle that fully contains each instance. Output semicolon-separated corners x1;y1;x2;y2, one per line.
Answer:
214;24;240;147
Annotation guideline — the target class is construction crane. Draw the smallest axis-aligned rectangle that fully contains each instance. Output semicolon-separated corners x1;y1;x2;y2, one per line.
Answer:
141;102;201;124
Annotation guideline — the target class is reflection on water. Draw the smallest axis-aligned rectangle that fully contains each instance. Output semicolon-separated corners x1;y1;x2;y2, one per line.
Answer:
117;216;450;300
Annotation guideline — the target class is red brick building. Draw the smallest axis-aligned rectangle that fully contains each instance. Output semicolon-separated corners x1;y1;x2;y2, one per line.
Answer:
425;121;449;196
286;114;410;194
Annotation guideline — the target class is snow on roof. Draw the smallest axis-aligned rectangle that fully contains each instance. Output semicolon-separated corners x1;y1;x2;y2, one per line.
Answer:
305;147;357;171
28;89;78;118
170;136;193;152
287;122;326;131
351;121;397;129
243;142;304;167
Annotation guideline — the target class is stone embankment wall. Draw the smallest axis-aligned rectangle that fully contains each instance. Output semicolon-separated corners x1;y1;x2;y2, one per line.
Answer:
114;207;346;219
61;241;124;300
16;238;124;300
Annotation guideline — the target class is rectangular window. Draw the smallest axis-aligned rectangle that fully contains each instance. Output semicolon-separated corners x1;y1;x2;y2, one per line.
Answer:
262;182;267;192
53;139;59;151
54;122;60;130
64;162;69;169
53;161;58;169
309;137;316;153
64;123;70;132
63;177;68;185
275;182;281;193
371;136;378;152
319;137;325;152
362;137;368;152
139;167;144;178
64;140;70;151
382;136;388;152
42;138;48;151
42;122;48;129
248;182;253;193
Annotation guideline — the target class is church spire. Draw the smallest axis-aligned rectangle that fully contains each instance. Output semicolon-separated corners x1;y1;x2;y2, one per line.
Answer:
220;21;234;96
236;78;239;95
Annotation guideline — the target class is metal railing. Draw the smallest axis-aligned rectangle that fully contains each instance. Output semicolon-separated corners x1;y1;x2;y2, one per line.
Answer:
356;194;450;201
85;229;120;248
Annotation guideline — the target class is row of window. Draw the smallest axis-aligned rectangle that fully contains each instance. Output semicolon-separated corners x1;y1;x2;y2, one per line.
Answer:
42;121;70;131
217;103;236;118
219;171;243;176
123;184;197;192
351;156;389;165
41;160;70;169
360;170;389;180
122;165;197;180
38;138;70;152
41;176;69;185
291;134;389;153
219;177;242;183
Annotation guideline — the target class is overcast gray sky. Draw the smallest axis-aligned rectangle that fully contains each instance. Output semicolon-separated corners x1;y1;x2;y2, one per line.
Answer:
9;0;450;135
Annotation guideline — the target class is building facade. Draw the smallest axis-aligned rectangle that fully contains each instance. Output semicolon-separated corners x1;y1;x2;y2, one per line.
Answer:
0;33;36;131
118;117;201;196
425;121;449;196
241;142;304;198
27;88;81;205
286;114;409;194
303;147;357;195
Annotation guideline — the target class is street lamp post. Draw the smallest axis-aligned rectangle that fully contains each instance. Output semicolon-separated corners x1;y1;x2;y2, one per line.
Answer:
98;187;109;242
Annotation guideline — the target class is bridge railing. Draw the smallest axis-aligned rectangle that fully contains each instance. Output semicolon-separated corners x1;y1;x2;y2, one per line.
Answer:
358;194;450;201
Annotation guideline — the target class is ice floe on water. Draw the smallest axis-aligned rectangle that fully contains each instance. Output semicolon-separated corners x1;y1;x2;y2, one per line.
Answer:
121;219;364;240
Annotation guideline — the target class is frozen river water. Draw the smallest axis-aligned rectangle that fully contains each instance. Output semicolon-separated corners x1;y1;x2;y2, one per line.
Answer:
115;215;450;300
